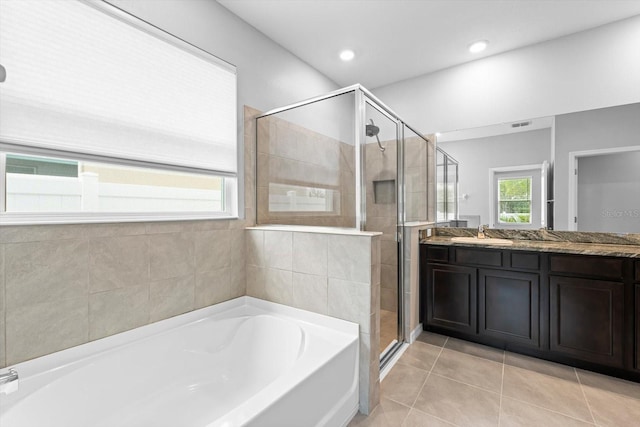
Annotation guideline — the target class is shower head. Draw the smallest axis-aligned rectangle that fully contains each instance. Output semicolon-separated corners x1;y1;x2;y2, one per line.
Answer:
366;119;385;152
366;123;380;137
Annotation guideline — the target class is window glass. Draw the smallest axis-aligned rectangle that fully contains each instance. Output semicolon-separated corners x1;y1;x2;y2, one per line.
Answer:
497;177;532;223
4;153;225;214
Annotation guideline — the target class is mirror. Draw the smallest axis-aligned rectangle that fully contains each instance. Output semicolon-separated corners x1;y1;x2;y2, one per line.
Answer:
435;102;640;233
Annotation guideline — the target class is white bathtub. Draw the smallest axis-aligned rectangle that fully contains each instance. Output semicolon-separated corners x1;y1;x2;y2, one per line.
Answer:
0;297;359;427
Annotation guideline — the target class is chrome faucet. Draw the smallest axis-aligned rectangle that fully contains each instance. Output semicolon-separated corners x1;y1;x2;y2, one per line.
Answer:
478;224;488;239
0;369;19;394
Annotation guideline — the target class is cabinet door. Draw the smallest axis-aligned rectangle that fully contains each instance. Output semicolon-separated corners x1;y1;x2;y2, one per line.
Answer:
550;276;624;367
478;269;540;347
426;264;477;334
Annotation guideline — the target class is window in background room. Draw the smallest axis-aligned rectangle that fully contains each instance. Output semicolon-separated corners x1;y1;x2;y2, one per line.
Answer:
497;177;532;224
0;0;237;224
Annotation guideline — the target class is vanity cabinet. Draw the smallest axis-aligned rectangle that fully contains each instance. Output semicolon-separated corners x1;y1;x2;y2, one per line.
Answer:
421;245;541;349
549;254;625;368
421;243;640;381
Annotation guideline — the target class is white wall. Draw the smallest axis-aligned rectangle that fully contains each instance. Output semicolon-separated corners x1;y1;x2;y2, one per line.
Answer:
373;15;640;134
577;151;640;233
438;128;551;226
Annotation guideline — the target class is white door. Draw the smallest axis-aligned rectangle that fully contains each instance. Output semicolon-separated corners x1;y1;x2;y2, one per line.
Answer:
491;163;547;229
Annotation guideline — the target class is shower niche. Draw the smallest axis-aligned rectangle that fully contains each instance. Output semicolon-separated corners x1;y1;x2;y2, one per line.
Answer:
255;85;434;362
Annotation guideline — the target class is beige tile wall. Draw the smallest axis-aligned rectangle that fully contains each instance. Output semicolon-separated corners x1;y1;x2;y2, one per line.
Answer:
245;227;381;414
0;221;246;366
256;114;356;227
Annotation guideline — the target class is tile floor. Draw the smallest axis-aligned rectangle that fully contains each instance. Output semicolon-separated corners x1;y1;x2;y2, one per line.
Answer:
350;332;640;427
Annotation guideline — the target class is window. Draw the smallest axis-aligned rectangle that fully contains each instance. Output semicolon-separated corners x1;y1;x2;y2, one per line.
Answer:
497;177;532;224
0;0;237;224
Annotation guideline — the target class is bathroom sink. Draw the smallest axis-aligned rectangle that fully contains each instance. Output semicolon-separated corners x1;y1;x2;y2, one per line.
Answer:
450;236;513;246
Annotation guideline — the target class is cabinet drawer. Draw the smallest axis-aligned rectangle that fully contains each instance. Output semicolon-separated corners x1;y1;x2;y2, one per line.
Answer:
549;254;624;280
635;261;640;282
454;247;502;267
426;245;449;262
510;252;540;270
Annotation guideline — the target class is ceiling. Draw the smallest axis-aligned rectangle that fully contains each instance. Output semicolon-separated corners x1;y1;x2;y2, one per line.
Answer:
217;0;640;89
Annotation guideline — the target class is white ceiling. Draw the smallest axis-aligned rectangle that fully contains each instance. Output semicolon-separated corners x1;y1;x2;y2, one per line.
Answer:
217;0;640;89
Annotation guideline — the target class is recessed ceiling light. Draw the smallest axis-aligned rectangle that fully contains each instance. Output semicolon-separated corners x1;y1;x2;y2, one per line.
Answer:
339;49;355;61
468;40;488;53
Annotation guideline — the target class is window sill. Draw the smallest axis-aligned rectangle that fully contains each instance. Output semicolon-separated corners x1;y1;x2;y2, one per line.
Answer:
0;212;238;226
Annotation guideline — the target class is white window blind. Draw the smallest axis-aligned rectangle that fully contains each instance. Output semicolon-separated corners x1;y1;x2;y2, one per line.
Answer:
0;0;237;173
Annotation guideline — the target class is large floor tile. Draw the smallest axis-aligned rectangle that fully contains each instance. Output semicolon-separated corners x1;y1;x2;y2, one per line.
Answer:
502;365;592;422
349;398;411;427
401;408;457;427
415;331;448;347
504;352;578;382
381;363;429;407
413;374;500;427
397;341;442;372
577;369;640;400
499;396;595;427
443;337;504;363
431;348;503;393
582;385;640;426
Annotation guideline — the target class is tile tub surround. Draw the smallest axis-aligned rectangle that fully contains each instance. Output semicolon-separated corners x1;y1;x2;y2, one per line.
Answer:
245;226;382;415
350;332;640;427
0;221;247;367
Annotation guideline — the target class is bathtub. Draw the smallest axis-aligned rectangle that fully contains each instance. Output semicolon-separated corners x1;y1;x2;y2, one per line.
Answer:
0;296;359;427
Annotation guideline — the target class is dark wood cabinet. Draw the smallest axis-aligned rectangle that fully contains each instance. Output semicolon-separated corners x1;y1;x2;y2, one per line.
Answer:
479;269;539;347
421;243;640;382
425;263;477;334
550;275;624;367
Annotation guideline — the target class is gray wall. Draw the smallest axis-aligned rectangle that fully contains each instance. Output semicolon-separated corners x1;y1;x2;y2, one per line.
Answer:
554;103;640;230
438;128;551;226
578;151;640;233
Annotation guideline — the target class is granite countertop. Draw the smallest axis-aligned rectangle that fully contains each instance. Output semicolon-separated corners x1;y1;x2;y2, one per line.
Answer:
421;235;640;258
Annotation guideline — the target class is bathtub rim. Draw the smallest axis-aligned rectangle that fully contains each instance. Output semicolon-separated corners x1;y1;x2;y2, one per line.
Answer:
1;296;359;381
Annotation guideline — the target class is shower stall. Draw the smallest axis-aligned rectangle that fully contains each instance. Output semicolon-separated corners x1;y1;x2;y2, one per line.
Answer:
255;85;433;363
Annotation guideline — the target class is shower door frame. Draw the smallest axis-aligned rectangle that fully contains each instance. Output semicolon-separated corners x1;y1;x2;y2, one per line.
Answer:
359;93;406;367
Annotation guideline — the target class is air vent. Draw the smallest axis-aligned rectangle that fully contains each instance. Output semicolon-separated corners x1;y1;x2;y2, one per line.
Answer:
511;121;531;128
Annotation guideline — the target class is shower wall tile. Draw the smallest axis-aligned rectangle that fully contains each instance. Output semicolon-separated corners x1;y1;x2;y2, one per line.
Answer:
264;231;292;270
148;232;195;281
328;235;371;283
292;272;328;315
89;235;149;293
293;232;328;276
89;285;149;341
5;239;89;309
149;275;195;323
6;296;88;365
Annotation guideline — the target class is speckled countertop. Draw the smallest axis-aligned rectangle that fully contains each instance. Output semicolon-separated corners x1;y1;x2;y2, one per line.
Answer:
420;228;640;258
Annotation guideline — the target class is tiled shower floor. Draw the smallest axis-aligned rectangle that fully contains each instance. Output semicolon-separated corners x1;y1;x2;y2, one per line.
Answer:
380;309;398;354
350;332;640;426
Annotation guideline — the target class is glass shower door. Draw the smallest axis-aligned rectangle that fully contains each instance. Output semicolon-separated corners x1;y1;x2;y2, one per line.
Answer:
362;101;401;359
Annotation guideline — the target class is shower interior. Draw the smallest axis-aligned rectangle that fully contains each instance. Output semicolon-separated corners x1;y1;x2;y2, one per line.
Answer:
255;85;433;361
